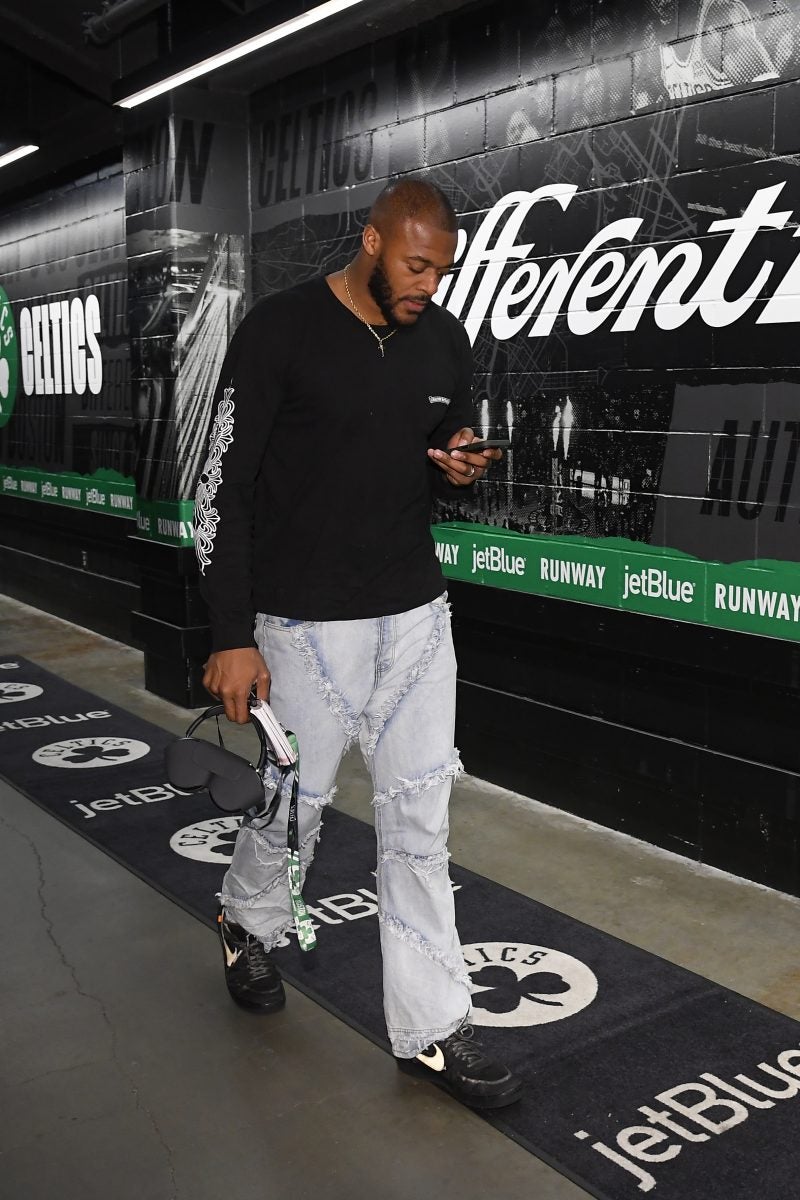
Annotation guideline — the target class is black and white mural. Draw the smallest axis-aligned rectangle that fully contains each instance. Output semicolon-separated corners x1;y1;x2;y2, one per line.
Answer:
0;169;133;483
0;108;247;529
2;0;800;634
125;105;249;507
129;229;246;503
245;0;800;639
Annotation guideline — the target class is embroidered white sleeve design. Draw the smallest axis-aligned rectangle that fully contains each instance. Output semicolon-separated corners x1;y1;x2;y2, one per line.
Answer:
194;386;235;575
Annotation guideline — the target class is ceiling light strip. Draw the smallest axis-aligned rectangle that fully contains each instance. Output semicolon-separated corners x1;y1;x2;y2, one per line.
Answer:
116;0;368;108
0;144;39;170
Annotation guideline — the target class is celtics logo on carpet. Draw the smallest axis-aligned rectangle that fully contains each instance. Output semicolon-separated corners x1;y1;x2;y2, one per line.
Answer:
170;816;242;863
31;736;151;768
463;942;598;1027
0;682;43;704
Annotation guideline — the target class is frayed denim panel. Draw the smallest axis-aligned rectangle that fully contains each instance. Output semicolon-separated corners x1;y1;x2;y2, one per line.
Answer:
290;625;362;751
362;599;448;757
373;752;463;808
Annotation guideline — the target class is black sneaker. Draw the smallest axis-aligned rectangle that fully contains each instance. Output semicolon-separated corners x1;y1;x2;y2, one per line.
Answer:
217;909;286;1013
398;1023;523;1109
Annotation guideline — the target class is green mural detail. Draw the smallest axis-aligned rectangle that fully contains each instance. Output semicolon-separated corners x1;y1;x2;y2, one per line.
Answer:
432;523;800;645
135;497;196;546
7;465;800;625
0;465;194;546
1;465;135;514
0;286;19;429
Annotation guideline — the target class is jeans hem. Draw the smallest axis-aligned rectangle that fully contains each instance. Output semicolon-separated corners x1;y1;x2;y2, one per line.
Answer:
222;905;295;950
258;920;295;951
390;1010;471;1059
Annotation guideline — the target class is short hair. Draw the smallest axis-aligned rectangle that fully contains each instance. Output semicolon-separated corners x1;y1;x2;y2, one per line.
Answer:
368;178;458;236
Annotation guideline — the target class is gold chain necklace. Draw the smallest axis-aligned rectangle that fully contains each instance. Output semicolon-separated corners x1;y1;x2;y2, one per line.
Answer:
343;265;397;358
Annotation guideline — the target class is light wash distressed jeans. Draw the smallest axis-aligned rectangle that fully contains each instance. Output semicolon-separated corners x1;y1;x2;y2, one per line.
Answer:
219;593;472;1057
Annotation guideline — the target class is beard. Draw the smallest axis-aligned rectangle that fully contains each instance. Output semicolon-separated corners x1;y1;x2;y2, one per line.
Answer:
368;255;432;326
367;256;397;325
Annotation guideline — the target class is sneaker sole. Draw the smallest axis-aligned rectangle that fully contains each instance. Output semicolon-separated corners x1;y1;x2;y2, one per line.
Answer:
226;988;286;1014
397;1057;524;1109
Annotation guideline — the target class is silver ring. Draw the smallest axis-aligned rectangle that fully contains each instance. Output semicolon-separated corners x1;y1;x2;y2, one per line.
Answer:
466;465;476;478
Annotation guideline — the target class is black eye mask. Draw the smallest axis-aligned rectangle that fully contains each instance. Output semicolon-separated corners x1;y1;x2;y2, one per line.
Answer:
165;703;280;820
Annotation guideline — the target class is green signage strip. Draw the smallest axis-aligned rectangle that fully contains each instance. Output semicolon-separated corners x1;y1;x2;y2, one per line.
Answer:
1;465;136;514
135;497;195;547
0;465;195;546
432;522;800;644
5;475;800;638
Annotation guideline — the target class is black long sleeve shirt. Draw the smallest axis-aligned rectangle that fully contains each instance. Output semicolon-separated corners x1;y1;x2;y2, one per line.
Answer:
194;275;474;652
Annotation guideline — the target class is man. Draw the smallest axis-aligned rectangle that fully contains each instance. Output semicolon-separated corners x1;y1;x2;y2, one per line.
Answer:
194;178;522;1110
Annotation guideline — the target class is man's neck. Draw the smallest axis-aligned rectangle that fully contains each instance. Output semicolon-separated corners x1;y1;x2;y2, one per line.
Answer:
328;259;388;326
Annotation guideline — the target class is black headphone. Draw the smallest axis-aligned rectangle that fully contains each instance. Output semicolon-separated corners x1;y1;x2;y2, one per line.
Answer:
165;703;282;821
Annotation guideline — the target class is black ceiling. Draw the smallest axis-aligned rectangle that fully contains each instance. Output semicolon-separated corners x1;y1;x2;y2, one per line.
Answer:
0;0;470;206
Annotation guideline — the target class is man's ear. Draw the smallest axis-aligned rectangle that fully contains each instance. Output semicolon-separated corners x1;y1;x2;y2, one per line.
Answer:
362;223;381;258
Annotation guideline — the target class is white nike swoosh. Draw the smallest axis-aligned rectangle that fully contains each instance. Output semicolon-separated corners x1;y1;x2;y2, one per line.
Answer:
221;932;242;968
416;1045;446;1072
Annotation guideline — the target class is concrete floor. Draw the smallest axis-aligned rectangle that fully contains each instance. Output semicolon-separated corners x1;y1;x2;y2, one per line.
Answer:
1;593;798;1200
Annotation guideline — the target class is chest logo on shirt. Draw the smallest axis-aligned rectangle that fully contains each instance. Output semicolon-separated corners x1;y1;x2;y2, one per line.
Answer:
428;395;451;405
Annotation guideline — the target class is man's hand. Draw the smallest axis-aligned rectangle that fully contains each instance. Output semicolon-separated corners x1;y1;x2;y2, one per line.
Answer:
202;647;270;724
427;427;503;486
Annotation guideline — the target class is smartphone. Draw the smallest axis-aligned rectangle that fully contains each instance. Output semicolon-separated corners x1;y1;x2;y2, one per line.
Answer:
452;438;511;454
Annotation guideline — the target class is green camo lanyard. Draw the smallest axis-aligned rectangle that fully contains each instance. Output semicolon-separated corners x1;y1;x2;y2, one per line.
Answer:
282;732;316;952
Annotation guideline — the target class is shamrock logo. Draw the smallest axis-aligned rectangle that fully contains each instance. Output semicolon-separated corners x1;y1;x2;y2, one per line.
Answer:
33;736;151;769
463;942;599;1028
206;827;239;857
0;681;43;704
0;683;29;698
169;816;242;863
471;965;571;1015
61;743;135;765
